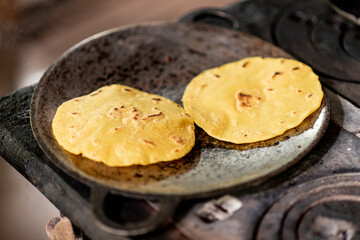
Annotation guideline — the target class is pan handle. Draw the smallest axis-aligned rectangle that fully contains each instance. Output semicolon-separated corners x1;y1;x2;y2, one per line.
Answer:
90;187;180;236
178;8;240;30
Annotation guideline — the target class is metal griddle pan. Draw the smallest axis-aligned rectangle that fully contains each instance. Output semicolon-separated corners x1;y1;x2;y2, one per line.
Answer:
30;22;330;236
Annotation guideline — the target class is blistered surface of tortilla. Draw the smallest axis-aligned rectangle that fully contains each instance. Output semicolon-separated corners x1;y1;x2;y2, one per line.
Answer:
182;57;323;144
52;84;195;166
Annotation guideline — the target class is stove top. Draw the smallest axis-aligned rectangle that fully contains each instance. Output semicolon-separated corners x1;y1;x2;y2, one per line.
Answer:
0;1;360;239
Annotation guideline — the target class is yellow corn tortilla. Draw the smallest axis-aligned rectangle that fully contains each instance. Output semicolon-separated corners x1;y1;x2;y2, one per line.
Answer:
182;57;323;144
52;84;195;167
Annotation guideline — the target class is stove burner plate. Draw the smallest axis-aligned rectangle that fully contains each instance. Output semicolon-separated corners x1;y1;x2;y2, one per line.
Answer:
272;0;360;82
256;173;360;240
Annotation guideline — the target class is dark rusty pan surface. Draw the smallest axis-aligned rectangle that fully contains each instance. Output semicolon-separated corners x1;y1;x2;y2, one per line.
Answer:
30;22;330;198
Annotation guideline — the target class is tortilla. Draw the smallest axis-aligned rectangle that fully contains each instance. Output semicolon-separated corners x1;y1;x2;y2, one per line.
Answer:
52;84;195;167
182;57;323;144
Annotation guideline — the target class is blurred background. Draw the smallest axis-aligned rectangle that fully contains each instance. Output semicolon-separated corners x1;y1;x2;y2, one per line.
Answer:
0;0;236;239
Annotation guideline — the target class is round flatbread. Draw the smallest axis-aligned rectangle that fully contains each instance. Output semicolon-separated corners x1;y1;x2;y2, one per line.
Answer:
182;57;323;144
52;84;195;167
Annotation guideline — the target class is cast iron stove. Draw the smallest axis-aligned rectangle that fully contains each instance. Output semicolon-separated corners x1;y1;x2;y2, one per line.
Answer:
1;0;360;239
